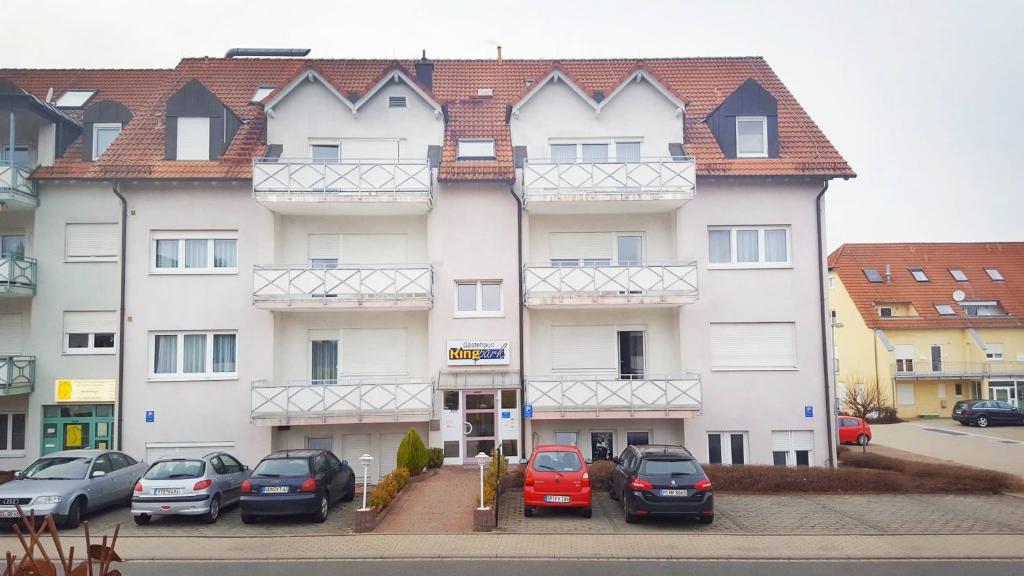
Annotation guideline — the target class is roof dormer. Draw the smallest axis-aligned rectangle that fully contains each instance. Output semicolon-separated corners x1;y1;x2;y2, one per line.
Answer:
164;79;240;161
82;100;132;162
705;78;779;159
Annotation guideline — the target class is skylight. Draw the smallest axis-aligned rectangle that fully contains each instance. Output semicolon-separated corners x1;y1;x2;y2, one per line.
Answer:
457;139;496;160
985;268;1005;281
55;90;96;108
251;86;275;103
949;268;968;282
909;268;928;282
863;268;883;283
934;304;955;316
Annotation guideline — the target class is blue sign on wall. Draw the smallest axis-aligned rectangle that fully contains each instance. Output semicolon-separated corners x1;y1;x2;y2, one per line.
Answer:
145;410;155;423
804;405;814;418
501;411;511;419
524;404;533;418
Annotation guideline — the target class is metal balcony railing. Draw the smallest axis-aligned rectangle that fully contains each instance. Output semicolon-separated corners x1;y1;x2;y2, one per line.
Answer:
0;164;36;204
524;261;698;304
0;356;34;395
251;378;434;421
0;256;36;295
892;360;1024;379
252;158;432;201
253;264;432;306
526;374;702;416
523;157;696;199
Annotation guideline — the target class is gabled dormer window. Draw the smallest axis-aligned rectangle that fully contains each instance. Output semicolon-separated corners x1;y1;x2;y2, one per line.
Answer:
92;123;122;160
457;139;495;160
165;79;239;161
176;117;210;161
736;116;768;158
705;78;779;159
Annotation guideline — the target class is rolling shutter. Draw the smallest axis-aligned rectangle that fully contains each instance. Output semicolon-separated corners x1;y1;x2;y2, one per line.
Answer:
378;433;404;480
710;322;797;369
63;311;117;335
897;383;916;405
308;234;340;261
550;232;612;261
770;430;812;452
341;234;407;265
340;139;400;159
65;223;118;259
176;117;210;161
770;431;792;453
341;328;406;375
0;314;24;353
551;325;616;373
341;434;371;482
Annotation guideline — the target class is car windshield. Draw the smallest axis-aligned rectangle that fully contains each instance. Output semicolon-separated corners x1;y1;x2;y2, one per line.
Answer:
641;458;699;476
252;458;310;478
532;451;582;472
144;460;205;480
21;457;91;480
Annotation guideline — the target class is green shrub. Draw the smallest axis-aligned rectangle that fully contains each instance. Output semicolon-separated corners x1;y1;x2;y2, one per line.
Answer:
478;448;509;507
368;467;411;511
396;428;429;476
427;447;444;469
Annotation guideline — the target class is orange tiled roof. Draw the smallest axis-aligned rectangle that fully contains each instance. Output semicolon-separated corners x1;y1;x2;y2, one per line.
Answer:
4;56;852;181
828;243;1024;329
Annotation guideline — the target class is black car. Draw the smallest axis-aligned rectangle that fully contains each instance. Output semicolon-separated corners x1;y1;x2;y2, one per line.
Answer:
952;400;1024;427
609;445;714;524
240;449;355;523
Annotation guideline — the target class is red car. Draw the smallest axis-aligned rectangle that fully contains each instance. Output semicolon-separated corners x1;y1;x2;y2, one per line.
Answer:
523;445;592;518
838;416;872;445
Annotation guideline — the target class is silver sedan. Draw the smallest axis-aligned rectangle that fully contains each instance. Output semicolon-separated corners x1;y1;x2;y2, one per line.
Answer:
0;449;147;528
131;451;249;524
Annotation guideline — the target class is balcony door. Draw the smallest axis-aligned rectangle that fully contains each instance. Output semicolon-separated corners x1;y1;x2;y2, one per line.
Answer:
618;330;645;380
616;234;642;266
311;338;339;385
930;345;942;372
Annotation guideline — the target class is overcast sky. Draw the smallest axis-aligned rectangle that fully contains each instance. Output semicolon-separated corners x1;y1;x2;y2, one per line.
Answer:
5;0;1021;251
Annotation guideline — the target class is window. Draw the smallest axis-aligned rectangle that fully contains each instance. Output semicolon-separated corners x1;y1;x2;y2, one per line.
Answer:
388;95;407;109
954;383;963;396
55;90;96;108
878;307;893;318
150;232;238;273
949;268;968;282
251;86;275;103
91;123;122;160
590;431;614;460
935;304;956;316
581;143;608;163
65;223;118;262
961;301;1006;317
863;268;883;283
895;344;914;373
550;143;577;163
770;430;812;467
176;117;210;161
616;142;642;163
986;343;1003;360
896;382;916;405
710;322;797;370
909;268;928;282
707;226;790;267
150;331;237;380
0;413;26;453
553;431;578;446
971;382;983;398
455;281;502;316
736;116;768;158
457;139;495;160
707;432;747;465
0;234;25;259
548;141;642;163
625;431;650;447
0;145;28;166
985;268;1004;281
63;311;117;355
311;144;340;163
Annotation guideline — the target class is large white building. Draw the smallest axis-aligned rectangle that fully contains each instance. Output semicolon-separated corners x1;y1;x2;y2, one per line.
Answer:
0;53;853;478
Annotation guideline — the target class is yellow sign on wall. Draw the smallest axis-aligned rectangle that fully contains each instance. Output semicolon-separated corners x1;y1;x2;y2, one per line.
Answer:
65;424;84;448
54;379;117;403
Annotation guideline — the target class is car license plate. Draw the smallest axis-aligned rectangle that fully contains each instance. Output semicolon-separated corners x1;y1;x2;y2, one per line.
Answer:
262;486;289;494
544;495;571;503
659;489;688;497
154;488;183;496
0;509;19;518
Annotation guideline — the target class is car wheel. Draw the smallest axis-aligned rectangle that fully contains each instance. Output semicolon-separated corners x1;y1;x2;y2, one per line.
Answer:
240;513;257;524
609;485;619;501
977;416;989;428
133;514;151;526
857;434;870;446
312;493;329;523
202;495;221;524
622;496;639;524
63;497;84;529
581;507;592;519
699;514;715;525
523;507;534;518
343;476;356;502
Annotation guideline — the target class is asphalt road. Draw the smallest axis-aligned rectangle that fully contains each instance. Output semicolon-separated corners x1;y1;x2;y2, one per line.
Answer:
123;560;1024;576
870;419;1024;477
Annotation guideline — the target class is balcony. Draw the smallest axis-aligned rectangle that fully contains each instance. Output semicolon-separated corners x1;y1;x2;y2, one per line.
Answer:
250;378;434;425
526;374;702;418
524;261;698;307
0;164;37;209
252;158;432;215
522;157;696;214
0;356;34;396
892;361;1024;380
253;264;432;310
0;256;36;297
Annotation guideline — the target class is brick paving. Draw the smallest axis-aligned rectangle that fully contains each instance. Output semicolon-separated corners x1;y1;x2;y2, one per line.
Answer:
375;467;479;533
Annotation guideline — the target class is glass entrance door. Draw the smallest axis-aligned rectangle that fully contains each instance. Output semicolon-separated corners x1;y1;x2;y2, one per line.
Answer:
464;392;496;459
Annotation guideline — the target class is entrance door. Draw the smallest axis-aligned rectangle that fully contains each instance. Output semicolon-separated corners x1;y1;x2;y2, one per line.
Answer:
464;392;496;460
930;345;942;373
990;384;1015;405
42;404;114;455
442;391;463;464
618;331;645;379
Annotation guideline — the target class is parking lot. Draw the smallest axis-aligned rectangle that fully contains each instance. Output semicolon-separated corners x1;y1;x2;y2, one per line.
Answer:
870;420;1024;477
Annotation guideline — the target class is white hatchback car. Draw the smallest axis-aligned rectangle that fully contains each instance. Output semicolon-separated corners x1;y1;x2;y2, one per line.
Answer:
131;452;249;524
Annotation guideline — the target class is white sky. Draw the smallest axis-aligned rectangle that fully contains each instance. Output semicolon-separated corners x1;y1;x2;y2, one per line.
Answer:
5;0;1022;251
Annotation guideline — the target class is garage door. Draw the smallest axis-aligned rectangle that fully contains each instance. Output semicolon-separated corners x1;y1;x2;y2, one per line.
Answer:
145;441;236;463
342;434;371;483
379;433;404;480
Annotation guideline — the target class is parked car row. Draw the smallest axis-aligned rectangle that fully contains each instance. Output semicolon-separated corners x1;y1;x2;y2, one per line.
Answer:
952;400;1024;427
0;447;357;528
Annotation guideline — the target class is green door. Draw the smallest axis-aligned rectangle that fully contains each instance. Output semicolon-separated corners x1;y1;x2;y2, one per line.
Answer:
42;404;114;455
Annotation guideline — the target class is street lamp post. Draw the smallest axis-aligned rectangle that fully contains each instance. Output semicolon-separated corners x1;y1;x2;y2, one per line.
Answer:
476;451;490;510
359;454;373;511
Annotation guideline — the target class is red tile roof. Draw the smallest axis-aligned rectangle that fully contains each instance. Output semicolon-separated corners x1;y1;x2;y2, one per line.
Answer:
3;56;852;181
828;243;1024;329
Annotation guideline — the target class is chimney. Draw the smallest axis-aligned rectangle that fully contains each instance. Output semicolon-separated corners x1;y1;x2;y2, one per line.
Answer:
497;45;503;63
414;50;434;92
885;264;892;284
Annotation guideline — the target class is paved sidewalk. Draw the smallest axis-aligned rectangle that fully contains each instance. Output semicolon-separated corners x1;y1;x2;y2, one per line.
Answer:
375;467;479;533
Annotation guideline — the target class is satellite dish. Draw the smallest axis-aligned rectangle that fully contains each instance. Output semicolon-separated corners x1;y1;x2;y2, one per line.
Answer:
952;290;966;302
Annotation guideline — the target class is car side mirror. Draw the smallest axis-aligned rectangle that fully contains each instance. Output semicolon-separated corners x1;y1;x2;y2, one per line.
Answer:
91;470;106;478
242;465;249;471
585;458;593;465
12;469;21;479
340;459;348;468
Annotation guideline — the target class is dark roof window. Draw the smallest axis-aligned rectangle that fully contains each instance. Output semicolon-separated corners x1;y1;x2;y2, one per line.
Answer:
863;268;883;283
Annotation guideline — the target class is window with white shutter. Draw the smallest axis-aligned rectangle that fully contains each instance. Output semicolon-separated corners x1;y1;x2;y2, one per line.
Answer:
551;325;617;373
176;117;210;161
771;430;813;466
896;383;916;405
63;311;118;354
308;234;340;268
710;322;797;370
0;314;24;354
549;232;613;266
341;234;407;264
341;328;406;375
65;223;119;262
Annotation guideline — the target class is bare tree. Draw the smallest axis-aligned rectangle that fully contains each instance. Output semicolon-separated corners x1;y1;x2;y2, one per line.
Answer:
841;374;890;419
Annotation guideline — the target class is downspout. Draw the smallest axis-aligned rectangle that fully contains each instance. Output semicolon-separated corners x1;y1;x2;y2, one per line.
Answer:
815;180;836;467
507;186;525;461
112;182;127;451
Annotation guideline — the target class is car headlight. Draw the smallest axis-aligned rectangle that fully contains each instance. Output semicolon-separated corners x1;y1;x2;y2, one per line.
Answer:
34;495;62;505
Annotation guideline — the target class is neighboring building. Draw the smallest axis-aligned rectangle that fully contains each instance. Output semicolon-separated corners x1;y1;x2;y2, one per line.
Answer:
2;52;851;475
829;243;1024;418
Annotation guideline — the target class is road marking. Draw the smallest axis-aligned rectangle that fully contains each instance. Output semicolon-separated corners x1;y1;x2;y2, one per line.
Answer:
911;423;1024;444
921;428;968;436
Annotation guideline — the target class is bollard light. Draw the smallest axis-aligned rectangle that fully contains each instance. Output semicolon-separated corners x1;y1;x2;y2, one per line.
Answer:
359;453;374;511
476;451;491;511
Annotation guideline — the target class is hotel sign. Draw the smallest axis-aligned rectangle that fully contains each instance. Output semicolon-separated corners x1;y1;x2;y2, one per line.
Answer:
55;379;117;403
447;340;510;366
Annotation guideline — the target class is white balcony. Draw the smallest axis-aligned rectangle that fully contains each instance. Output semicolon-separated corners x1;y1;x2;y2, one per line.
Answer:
253;264;432;310
522;157;696;214
526;374;702;419
252;158;432;215
892;361;1024;380
524;261;698;308
0;164;37;210
0;256;36;297
250;378;434;425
